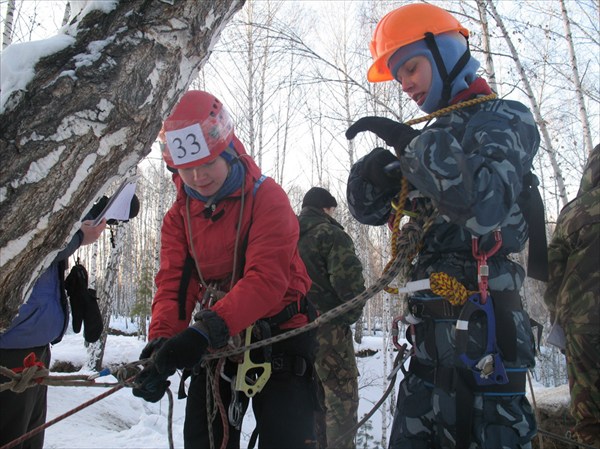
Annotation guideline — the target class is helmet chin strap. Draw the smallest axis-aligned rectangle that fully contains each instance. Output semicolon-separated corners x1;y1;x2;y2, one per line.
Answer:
424;32;472;109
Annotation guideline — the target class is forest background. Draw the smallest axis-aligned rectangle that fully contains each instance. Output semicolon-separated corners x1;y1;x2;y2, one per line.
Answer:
1;0;598;393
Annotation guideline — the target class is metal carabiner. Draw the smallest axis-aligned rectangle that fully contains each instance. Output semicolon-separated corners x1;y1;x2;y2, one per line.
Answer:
228;375;244;429
471;230;502;303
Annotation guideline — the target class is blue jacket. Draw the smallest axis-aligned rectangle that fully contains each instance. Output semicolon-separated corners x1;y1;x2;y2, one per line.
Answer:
0;232;83;349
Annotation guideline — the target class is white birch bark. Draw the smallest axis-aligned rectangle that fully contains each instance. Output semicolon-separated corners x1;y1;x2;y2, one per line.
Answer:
559;0;595;156
484;0;569;207
2;0;15;49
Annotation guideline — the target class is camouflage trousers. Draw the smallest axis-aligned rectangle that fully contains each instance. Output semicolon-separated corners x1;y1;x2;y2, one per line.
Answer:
314;323;359;449
565;328;600;447
389;373;537;449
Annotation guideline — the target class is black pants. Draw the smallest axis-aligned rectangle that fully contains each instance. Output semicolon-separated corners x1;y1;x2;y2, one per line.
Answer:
184;329;317;449
0;345;50;449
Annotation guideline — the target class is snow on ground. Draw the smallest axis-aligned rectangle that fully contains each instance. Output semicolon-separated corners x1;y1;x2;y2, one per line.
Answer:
44;321;394;449
37;317;568;449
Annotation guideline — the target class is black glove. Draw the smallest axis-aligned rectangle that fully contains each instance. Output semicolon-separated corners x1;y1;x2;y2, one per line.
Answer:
132;337;171;403
82;288;103;343
346;116;420;154
132;364;173;403
154;328;209;373
65;262;88;334
360;147;404;192
139;337;169;360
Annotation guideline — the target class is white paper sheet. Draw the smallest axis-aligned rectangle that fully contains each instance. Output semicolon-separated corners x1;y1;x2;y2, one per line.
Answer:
92;176;139;226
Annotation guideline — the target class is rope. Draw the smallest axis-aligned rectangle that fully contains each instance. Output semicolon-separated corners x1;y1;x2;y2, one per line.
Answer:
429;272;475;306
0;365;48;393
528;370;544;449
328;347;408;449
383;92;498;296
214;359;229;449
404;93;497;127
0;359;177;449
537;429;599;449
202;96;502;360
201;201;438;361
206;361;217;449
0;358;148;393
166;388;175;449
383;179;411;295
527;371;598;449
0;374;140;449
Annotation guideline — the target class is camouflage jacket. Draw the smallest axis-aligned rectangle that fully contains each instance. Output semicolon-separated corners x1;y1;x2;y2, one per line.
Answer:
298;207;365;325
544;145;600;332
399;98;540;292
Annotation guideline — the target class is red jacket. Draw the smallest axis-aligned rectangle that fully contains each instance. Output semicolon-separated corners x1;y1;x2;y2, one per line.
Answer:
149;138;311;340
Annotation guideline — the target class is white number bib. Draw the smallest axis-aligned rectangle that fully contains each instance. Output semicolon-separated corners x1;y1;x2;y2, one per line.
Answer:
165;123;210;165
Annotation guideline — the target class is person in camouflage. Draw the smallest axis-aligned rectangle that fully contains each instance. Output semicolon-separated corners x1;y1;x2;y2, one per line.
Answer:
345;4;540;448
544;144;599;447
297;187;366;449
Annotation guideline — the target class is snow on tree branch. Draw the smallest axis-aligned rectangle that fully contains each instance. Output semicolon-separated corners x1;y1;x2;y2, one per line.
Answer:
0;0;245;331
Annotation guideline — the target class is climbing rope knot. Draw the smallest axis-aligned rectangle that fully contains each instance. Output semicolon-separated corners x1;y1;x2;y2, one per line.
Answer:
0;352;49;393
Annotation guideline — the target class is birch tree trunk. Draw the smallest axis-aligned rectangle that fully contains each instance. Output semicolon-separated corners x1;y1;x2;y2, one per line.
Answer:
0;0;244;331
61;2;71;28
484;0;568;207
559;0;595;156
244;1;257;160
88;223;126;371
475;0;498;93
2;0;15;49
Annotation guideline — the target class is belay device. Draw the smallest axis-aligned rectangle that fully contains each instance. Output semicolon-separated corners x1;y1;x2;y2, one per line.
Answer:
455;293;508;386
234;323;272;397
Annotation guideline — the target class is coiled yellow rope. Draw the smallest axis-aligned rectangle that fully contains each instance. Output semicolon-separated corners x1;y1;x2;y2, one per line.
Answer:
429;272;476;306
383;180;410;294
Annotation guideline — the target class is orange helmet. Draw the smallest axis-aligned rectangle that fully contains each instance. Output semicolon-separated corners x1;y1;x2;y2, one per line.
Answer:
159;91;234;169
367;4;469;82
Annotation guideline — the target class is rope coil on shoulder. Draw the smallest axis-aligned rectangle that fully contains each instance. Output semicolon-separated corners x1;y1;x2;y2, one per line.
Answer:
384;93;498;295
404;93;497;127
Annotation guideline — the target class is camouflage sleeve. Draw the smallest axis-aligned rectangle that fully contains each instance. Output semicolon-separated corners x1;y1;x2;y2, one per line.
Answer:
399;100;540;236
327;228;365;306
543;225;570;316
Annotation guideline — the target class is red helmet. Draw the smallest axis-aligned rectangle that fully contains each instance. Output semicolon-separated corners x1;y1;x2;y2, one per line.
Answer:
159;91;235;169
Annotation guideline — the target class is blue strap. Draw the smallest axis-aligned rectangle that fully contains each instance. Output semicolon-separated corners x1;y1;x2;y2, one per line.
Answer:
253;175;267;196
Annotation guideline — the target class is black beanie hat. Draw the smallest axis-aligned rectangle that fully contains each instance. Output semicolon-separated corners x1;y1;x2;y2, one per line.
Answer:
302;187;338;209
